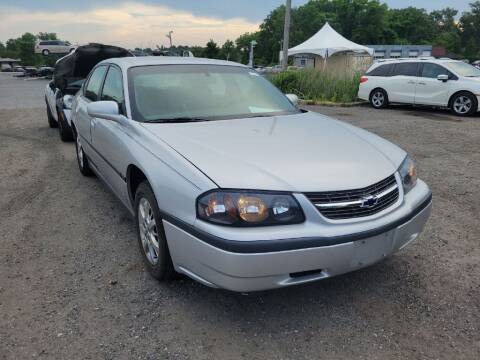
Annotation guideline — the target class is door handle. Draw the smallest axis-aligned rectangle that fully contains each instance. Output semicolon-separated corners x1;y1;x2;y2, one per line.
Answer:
407;81;416;84
418;82;427;85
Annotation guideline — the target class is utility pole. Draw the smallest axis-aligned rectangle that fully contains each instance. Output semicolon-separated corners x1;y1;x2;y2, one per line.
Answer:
166;31;173;48
248;40;257;68
282;0;291;71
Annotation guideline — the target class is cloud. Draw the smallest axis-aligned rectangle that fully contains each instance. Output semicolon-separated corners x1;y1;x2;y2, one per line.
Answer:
0;2;260;47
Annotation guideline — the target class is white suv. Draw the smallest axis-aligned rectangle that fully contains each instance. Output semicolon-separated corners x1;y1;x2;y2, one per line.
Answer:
358;58;480;116
35;40;75;56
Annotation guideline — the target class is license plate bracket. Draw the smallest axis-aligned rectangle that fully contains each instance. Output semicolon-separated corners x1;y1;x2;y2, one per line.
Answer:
351;231;394;267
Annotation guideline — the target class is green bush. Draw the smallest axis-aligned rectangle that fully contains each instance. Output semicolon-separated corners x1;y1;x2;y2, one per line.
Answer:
269;69;361;103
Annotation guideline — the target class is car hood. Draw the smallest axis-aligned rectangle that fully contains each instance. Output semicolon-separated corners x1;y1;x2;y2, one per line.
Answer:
142;112;406;192
54;43;132;93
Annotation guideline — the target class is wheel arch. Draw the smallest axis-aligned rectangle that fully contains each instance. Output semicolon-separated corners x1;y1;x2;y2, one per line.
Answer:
448;90;478;109
126;164;150;207
369;87;389;100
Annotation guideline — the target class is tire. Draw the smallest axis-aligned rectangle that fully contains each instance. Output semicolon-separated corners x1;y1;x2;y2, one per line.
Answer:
75;132;93;176
450;92;477;116
369;88;389;109
57;108;74;142
134;181;176;281
45;98;58;128
42;49;50;56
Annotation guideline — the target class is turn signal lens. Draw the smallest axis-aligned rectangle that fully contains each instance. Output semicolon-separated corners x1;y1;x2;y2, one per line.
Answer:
197;191;305;227
398;155;418;193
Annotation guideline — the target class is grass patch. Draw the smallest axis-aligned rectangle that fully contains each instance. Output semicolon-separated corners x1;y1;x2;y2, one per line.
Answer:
269;69;361;103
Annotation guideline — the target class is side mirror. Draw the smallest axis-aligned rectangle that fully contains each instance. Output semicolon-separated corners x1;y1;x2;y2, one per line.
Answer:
87;101;124;123
286;93;299;107
437;74;449;82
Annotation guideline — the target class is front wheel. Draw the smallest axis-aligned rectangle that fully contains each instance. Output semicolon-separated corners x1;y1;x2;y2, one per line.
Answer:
370;89;389;109
451;92;477;116
135;181;176;281
75;133;93;176
42;49;50;56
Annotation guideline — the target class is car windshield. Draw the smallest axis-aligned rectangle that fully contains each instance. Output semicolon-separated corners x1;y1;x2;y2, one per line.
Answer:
128;64;298;122
446;61;480;77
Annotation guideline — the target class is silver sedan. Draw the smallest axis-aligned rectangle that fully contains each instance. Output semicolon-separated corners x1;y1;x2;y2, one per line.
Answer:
71;57;432;292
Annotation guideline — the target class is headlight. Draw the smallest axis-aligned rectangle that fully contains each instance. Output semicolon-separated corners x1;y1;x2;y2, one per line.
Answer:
398;155;417;193
63;95;74;110
197;190;305;226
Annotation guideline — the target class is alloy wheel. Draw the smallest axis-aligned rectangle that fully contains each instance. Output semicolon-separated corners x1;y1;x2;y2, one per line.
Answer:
372;91;385;107
453;96;472;115
138;198;160;265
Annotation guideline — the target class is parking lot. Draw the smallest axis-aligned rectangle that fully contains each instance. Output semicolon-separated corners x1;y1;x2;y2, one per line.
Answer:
0;72;479;359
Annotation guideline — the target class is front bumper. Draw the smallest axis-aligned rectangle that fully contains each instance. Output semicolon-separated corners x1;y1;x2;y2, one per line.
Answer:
164;186;432;292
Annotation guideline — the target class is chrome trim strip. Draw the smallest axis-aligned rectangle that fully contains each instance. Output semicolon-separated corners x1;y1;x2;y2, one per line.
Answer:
315;184;399;209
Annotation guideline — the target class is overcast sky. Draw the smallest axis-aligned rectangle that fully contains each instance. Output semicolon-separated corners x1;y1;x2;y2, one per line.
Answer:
0;0;473;48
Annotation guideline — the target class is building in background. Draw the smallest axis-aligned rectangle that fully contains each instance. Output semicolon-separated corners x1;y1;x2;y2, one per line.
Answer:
367;45;433;60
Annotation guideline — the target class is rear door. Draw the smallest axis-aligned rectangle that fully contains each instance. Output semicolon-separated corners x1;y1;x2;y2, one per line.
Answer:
385;62;419;104
414;63;454;106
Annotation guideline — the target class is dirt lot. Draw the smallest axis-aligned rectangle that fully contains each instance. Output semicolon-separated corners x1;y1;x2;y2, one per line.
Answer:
0;73;479;360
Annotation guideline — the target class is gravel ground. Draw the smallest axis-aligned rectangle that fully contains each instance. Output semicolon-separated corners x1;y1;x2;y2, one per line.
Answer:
0;72;479;359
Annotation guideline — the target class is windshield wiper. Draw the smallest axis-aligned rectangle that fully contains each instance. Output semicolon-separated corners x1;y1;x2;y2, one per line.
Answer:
146;117;209;123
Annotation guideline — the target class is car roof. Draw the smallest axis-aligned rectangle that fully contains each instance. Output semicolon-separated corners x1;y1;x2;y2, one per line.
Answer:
99;56;248;70
373;58;459;65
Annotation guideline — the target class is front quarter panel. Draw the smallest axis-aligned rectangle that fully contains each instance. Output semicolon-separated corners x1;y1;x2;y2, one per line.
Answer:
123;122;218;223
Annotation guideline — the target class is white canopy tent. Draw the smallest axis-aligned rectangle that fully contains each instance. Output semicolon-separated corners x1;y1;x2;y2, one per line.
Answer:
288;22;374;58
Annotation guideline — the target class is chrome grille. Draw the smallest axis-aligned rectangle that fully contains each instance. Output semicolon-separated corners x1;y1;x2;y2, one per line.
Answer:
305;174;399;220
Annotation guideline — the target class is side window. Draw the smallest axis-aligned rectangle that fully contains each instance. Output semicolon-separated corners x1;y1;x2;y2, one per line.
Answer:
84;66;107;101
367;64;392;76
101;66;124;105
421;63;450;79
39;41;47;46
392;62;418;77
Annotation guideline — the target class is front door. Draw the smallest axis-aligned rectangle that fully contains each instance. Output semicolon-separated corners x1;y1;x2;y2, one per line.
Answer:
90;65;130;204
75;65;108;144
414;63;453;106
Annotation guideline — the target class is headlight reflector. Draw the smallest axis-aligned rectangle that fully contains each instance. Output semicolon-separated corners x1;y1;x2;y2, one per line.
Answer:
197;191;305;226
398;156;417;193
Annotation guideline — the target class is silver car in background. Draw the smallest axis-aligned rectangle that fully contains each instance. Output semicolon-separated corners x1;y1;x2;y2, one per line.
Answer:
70;57;432;292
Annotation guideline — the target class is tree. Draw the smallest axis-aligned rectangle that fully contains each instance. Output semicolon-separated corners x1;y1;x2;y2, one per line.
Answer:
459;1;480;60
235;32;258;64
204;39;220;59
234;0;477;66
12;33;39;65
387;7;435;44
430;8;461;54
1;32;57;65
36;32;58;41
221;40;235;61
